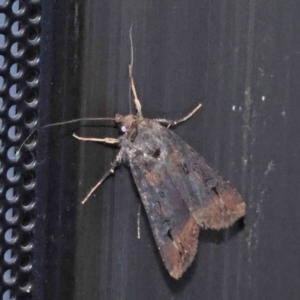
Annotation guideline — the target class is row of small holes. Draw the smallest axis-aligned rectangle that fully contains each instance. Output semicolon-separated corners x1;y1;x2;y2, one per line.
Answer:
4;191;35;208
3;106;37;125
0;2;40;17
1;1;40;299
5;209;34;228
0;21;40;39
0;1;40;18
0;45;39;65
0;90;38;106
0;73;40;90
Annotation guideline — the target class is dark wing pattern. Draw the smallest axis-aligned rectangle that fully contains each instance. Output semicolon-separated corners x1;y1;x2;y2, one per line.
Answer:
123;118;245;278
124;121;199;279
154;120;246;230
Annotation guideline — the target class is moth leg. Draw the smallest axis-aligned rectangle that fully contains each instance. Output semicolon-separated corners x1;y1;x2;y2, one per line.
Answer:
155;103;202;128
73;133;119;145
137;203;141;239
81;149;124;204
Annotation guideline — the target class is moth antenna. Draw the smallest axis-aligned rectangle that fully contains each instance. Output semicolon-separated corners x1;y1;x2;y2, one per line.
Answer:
128;25;133;114
15;117;115;156
16;130;36;156
41;117;115;129
130;24;134;73
129;26;143;117
128;77;132;115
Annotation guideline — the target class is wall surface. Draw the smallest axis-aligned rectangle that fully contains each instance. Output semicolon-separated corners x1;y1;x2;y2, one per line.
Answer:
34;0;300;299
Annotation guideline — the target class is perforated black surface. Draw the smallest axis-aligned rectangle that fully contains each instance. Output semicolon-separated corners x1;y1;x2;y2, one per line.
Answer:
0;0;40;299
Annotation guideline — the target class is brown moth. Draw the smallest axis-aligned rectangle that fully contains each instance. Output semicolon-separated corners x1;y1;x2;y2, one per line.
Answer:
21;30;246;279
11;25;246;280
72;61;246;279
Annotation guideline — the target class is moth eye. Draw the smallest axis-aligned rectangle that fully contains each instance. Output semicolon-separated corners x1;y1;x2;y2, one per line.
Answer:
121;125;126;133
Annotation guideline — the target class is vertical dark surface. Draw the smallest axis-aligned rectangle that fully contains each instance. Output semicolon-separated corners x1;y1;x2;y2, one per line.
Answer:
35;0;300;299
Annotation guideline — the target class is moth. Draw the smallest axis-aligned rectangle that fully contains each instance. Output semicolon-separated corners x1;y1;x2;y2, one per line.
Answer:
72;62;246;279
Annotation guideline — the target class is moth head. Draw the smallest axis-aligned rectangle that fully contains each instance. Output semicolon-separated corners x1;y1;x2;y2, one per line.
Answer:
115;114;137;134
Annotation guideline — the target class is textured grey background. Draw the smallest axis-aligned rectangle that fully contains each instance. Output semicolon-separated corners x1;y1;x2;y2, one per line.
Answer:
36;0;300;299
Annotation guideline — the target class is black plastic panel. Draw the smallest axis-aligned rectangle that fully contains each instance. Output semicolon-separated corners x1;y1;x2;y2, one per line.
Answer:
3;0;300;300
0;0;40;299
